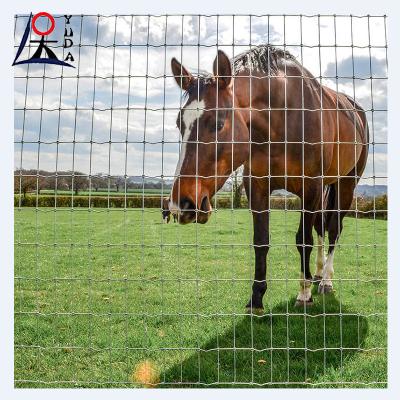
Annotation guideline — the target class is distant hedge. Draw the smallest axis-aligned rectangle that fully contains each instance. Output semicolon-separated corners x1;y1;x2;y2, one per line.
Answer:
350;194;387;220
14;194;387;219
14;194;301;209
14;195;164;208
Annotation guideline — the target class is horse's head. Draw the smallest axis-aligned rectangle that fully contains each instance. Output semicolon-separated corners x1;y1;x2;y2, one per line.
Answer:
169;50;249;224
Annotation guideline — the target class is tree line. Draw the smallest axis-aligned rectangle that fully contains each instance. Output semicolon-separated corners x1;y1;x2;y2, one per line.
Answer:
14;169;172;197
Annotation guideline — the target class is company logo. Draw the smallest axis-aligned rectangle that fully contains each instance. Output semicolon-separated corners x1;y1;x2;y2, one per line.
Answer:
13;12;75;68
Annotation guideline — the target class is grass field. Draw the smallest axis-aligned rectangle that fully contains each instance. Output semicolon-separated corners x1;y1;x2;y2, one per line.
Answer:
14;208;387;388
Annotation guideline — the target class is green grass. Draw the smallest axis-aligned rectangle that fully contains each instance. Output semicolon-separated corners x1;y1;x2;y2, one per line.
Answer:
14;208;387;388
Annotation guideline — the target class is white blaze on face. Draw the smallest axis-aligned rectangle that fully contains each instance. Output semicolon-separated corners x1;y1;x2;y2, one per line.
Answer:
170;99;205;213
174;99;206;178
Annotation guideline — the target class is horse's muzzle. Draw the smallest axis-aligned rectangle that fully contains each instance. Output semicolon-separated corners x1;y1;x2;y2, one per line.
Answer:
170;195;211;224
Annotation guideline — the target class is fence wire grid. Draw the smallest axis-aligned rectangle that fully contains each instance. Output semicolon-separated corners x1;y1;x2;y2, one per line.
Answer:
14;14;387;388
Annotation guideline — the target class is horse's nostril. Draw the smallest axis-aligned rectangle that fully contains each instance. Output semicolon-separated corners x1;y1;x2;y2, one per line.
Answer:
200;196;209;213
179;197;196;211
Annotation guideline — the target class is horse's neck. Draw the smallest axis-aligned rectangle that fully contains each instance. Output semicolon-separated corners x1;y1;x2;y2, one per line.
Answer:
233;74;285;128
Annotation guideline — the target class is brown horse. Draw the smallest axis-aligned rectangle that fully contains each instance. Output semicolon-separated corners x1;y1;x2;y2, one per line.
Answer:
169;45;369;312
162;197;177;223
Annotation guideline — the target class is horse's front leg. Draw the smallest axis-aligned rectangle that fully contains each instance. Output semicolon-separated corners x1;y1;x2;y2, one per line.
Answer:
243;174;269;315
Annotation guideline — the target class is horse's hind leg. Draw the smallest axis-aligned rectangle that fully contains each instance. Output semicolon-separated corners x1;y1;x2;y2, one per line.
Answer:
318;177;357;294
313;211;326;285
312;185;333;285
295;179;323;307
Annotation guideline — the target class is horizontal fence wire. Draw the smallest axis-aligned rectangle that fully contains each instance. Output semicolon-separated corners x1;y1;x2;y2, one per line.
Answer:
14;13;387;388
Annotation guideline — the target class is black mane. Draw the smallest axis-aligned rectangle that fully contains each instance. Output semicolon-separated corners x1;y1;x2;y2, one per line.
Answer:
233;45;298;75
183;45;301;101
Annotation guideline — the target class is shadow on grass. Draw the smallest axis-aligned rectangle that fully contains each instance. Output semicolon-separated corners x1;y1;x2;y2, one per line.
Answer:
162;295;368;388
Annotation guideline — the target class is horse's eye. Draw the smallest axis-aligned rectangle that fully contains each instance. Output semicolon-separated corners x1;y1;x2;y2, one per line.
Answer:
216;120;225;131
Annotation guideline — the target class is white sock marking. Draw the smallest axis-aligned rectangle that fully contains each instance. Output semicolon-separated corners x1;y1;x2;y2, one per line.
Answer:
320;247;335;288
297;272;312;302
297;286;312;302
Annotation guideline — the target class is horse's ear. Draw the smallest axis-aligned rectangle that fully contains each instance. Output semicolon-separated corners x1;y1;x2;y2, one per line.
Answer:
171;57;193;91
213;50;232;88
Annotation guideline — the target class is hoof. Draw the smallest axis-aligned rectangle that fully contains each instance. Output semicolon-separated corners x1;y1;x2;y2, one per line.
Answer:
295;297;314;307
312;275;322;286
245;307;264;316
318;284;333;294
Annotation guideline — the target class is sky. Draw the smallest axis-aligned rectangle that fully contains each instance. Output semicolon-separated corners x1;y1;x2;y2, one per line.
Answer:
14;14;387;186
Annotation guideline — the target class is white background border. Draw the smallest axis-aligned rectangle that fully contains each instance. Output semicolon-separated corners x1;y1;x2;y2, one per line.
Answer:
1;0;398;399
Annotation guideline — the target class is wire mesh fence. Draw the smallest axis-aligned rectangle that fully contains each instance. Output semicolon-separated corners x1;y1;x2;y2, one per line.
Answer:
14;14;387;388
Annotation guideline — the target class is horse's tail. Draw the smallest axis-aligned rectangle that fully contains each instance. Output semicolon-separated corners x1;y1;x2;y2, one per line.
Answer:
321;184;337;233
